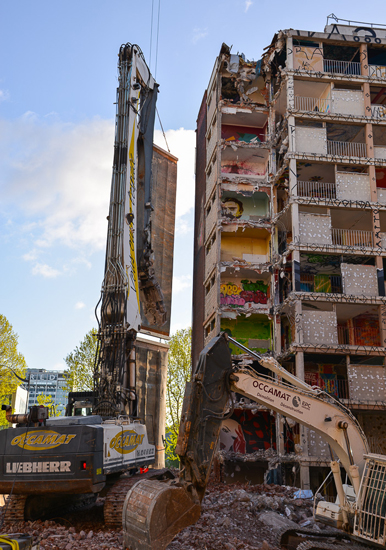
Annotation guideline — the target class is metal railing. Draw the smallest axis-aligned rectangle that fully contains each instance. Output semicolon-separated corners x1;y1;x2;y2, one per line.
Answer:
371;104;386;119
294;96;330;113
332;228;374;248
369;65;386;79
337;326;381;346
316;378;349;400
323;59;361;76
297;180;336;199
300;274;342;293
327;140;367;157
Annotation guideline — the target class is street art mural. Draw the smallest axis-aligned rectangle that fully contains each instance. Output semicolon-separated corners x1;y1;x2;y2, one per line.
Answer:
221;314;272;354
220;280;269;307
221;197;244;219
221;124;267;144
220;410;276;453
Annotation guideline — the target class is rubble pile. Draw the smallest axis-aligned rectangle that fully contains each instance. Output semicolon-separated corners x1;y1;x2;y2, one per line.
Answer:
0;483;330;550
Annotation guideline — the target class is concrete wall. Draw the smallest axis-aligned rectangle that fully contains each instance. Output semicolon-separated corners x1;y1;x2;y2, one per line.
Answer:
136;338;168;469
358;412;386;454
296;127;327;155
192;92;207;370
341;263;378;296
336;172;371;202
308;430;331;458
299;213;332;245
375;146;386;160
377;188;386;204
302;310;338;344
331;90;364;116
348;365;386;402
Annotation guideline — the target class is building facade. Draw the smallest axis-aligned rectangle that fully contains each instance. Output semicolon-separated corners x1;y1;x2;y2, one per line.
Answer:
193;18;386;491
24;369;68;415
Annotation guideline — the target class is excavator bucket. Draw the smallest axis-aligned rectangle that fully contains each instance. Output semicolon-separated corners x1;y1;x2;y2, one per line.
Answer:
122;478;201;550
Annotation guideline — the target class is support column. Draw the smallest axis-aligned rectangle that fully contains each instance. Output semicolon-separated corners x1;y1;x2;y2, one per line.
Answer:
296;351;310;489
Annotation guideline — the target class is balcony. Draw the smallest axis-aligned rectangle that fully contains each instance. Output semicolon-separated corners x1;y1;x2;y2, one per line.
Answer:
300;274;342;294
297;180;336;199
327;140;366;157
323;59;361;76
371;104;386;119
308;376;349;401
338;326;381;347
331;228;374;248
369;65;386;79
294;96;330;113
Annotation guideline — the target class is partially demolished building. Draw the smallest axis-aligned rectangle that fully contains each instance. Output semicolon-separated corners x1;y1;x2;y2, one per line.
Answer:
192;17;386;491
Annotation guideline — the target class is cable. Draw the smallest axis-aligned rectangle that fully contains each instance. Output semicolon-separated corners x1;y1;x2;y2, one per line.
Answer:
149;0;154;70
156;107;170;152
155;0;161;79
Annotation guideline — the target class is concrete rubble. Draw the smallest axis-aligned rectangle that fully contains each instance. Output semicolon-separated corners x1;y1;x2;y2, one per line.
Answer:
0;481;334;550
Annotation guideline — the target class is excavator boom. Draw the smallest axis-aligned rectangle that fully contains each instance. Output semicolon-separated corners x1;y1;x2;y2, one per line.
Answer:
122;333;370;549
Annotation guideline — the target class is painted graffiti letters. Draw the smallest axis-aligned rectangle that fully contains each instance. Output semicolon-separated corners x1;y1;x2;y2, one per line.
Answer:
220;280;269;308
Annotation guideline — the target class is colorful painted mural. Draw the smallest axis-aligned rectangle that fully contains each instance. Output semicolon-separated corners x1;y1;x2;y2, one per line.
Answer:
221;192;269;220
220;280;269;307
220;410;276;453
221;124;267;144
221;314;272;354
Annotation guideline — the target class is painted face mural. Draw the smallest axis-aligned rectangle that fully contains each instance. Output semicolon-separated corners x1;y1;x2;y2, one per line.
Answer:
221;197;244;218
220;419;246;453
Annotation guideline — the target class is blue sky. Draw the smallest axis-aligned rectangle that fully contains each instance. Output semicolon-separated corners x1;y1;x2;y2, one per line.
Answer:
2;1;386;370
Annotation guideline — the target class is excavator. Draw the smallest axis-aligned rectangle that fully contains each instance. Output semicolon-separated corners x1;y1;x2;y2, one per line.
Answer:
0;42;175;525
122;333;386;550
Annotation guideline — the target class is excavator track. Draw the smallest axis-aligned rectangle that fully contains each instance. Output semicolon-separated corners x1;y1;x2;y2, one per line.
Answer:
277;525;347;549
104;468;173;527
3;494;27;523
296;541;368;550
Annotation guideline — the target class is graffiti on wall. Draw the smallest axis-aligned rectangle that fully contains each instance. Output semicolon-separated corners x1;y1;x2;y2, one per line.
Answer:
220;280;269;307
220;410;276;453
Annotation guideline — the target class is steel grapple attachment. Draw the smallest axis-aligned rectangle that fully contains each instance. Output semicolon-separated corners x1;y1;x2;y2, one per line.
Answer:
122;478;201;550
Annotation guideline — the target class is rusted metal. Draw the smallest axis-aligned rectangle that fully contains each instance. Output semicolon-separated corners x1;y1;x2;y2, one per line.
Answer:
104;468;172;527
3;494;27;522
122;479;201;550
0;480;104;495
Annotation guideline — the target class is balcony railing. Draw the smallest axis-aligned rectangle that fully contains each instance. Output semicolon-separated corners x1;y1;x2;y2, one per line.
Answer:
297;180;336;199
315;378;349;400
371;104;386;119
369;65;386;79
294;96;330;113
300;274;342;293
327;140;367;157
337;326;381;346
323;59;361;76
332;228;374;248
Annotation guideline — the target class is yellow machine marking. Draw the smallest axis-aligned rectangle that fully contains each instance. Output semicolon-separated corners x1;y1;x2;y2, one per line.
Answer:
11;431;76;451
109;430;144;455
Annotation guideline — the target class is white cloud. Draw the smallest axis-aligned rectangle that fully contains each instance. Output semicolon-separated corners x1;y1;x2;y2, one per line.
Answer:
75;301;86;310
244;0;253;12
0;115;113;252
0;90;9;102
173;274;192;294
22;249;38;262
153;128;196;219
192;27;208;45
32;263;60;278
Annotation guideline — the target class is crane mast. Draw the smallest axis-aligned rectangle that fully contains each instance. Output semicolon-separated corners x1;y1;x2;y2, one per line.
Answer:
93;44;159;418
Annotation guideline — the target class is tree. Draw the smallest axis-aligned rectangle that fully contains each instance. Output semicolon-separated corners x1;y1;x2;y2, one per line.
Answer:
37;393;61;417
165;327;191;464
0;315;27;427
64;329;97;392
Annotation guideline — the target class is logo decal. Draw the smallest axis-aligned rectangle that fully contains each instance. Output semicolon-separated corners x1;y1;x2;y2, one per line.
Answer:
292;396;301;408
109;430;144;455
11;431;76;451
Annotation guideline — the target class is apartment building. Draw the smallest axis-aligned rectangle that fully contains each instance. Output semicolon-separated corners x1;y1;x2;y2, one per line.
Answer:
192;17;386;491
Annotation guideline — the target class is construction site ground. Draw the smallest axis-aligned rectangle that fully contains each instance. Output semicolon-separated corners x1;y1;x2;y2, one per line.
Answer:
0;480;337;550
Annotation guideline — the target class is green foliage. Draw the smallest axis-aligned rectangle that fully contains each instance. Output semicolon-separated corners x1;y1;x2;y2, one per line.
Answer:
64;329;97;392
0;315;27;427
36;393;61;417
165;327;191;464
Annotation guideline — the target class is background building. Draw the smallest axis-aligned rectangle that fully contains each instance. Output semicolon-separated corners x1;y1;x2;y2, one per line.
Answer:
24;369;68;415
193;17;386;492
